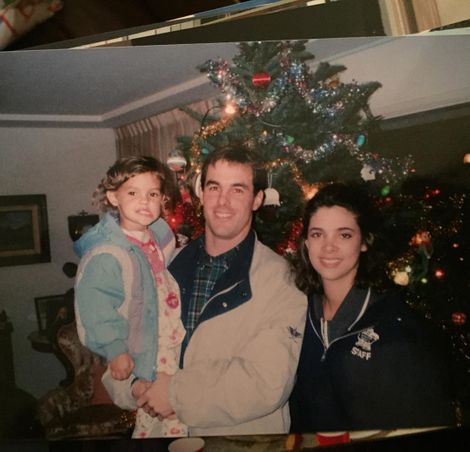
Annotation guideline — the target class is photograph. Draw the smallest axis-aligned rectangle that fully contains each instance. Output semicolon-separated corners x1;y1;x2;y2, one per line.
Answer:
0;14;469;449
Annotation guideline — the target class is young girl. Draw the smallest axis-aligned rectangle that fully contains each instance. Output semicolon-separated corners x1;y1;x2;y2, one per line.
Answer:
289;182;455;432
74;156;187;438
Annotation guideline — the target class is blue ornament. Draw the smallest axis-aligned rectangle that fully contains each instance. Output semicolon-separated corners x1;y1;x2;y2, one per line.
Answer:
356;134;366;147
201;147;210;155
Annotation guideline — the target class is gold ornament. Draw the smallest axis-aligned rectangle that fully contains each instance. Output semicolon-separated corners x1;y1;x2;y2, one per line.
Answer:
393;271;410;286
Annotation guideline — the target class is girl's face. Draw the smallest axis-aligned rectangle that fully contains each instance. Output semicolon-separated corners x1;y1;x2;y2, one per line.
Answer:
305;205;367;292
106;172;162;232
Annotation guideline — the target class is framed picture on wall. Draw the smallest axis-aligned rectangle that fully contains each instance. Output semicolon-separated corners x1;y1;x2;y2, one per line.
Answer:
0;194;51;267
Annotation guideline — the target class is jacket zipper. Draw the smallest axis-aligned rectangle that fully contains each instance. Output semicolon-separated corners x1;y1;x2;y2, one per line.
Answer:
309;311;375;362
310;287;372;362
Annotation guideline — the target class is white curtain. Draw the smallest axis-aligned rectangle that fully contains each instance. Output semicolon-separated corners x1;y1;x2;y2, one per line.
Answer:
114;99;215;161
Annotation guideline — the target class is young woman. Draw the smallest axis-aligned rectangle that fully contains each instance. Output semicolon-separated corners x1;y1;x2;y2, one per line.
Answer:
289;182;455;432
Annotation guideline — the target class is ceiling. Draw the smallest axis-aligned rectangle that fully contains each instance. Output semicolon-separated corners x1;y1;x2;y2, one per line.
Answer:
1;34;470;129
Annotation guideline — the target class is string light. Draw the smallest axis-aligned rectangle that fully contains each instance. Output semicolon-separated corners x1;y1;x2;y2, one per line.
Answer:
224;103;237;115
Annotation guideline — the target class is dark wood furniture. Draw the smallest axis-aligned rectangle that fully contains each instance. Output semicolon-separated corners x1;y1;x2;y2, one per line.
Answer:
0;313;39;439
0;317;15;390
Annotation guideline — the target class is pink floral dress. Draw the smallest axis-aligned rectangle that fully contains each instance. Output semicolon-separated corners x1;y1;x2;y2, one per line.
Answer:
126;234;188;438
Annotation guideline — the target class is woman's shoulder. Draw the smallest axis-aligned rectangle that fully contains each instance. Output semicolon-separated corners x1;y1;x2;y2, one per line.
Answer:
373;288;446;340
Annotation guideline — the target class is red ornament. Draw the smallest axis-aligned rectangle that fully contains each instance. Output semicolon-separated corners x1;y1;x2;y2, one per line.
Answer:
451;312;467;326
252;72;271;88
181;189;192;204
275;218;303;256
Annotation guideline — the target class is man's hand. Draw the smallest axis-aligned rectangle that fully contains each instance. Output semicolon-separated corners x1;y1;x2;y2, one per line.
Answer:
136;372;174;418
109;352;134;380
131;379;152;399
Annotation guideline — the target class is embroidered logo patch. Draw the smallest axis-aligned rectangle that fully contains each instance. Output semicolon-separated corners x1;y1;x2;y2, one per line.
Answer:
288;326;302;342
351;328;379;360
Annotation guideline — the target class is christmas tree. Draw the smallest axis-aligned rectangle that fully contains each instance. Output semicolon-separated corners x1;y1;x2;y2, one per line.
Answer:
381;174;470;417
172;40;413;250
167;40;469;415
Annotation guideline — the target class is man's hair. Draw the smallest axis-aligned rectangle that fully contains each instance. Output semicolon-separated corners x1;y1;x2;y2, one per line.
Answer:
291;182;391;295
200;144;267;195
93;155;177;212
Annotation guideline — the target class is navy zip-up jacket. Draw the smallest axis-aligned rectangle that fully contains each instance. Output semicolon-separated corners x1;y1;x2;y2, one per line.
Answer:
290;287;456;431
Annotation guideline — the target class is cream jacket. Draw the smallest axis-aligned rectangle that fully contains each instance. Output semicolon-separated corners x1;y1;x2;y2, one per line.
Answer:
103;233;307;436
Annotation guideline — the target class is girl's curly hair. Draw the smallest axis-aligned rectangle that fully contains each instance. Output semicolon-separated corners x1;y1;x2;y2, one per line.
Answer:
93;155;178;212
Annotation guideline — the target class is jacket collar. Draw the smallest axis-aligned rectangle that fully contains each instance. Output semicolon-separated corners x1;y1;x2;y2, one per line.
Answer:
211;230;255;293
310;286;374;340
170;230;255;307
74;212;174;259
170;230;255;286
309;286;402;338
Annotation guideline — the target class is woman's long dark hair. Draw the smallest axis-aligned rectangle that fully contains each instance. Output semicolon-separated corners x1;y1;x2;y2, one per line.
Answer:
291;182;391;295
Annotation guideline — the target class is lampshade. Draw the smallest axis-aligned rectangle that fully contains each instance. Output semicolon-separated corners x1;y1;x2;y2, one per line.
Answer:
68;211;99;241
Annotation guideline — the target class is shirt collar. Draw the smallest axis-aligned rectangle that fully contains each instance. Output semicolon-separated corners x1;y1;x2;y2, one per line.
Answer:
197;233;246;267
313;286;375;337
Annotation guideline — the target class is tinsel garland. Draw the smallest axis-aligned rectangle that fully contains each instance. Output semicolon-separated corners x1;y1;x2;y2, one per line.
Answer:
198;42;413;183
190;116;235;171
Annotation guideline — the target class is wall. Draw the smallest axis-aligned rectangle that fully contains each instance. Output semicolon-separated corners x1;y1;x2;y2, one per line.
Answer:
0;126;116;398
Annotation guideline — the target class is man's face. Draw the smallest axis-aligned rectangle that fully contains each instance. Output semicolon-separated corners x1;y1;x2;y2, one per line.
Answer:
201;160;264;255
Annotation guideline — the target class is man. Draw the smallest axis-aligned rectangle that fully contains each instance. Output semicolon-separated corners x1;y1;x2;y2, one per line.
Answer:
105;145;307;436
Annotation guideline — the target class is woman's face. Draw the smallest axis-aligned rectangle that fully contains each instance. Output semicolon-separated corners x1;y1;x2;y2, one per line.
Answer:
305;205;367;292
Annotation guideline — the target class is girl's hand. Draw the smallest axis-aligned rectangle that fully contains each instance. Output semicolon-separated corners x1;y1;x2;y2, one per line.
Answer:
109;352;134;380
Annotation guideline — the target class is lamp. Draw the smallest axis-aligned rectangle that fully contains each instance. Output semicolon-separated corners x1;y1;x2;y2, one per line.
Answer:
68;211;99;241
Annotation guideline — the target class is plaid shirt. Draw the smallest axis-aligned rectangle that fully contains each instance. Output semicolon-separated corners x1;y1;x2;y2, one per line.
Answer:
185;238;239;341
